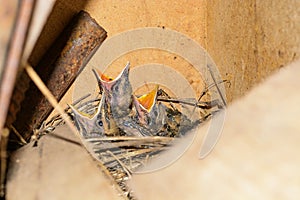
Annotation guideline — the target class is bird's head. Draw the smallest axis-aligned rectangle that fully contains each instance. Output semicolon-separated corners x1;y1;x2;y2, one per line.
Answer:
133;85;164;126
69;95;105;137
92;62;133;116
136;85;159;113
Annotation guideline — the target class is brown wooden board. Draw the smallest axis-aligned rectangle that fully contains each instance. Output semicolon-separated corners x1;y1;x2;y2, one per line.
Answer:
6;124;121;200
131;59;300;199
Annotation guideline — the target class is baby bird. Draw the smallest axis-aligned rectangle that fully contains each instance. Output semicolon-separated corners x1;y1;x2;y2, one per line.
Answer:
94;62;152;137
69;94;105;137
91;69;120;136
97;62;132;118
133;85;167;135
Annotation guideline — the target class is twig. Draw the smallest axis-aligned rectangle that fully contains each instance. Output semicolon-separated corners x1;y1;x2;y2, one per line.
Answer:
72;93;92;106
8;125;27;145
198;80;229;101
46;132;82;146
207;64;227;106
106;150;132;178
45;93;92;127
24;63;120;188
24;63;81;140
157;80;228;110
102;148;162;167
157;97;220;109
85;136;175;143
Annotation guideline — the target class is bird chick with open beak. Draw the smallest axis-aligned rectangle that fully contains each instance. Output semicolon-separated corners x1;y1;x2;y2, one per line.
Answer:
69;95;105;137
91;69;120;136
97;62;133;118
94;62;152;137
133;85;167;135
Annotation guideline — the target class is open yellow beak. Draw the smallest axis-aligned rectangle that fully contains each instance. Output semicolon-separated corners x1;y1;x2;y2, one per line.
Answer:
137;85;159;112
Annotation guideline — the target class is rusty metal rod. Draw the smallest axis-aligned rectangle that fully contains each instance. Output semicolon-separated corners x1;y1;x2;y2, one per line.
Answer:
8;10;107;142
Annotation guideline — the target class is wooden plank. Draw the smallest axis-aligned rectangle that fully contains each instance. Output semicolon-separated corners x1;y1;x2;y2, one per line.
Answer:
6;124;121;200
131;59;300;199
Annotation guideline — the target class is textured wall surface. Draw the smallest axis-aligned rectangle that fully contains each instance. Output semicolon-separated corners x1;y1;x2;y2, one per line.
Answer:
34;0;300;104
207;0;300;101
2;0;300;103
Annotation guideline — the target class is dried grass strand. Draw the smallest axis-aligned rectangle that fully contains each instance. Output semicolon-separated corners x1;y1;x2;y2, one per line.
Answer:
24;63;80;139
24;63;120;191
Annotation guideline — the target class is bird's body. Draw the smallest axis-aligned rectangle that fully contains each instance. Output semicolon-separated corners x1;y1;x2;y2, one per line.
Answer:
94;62;152;137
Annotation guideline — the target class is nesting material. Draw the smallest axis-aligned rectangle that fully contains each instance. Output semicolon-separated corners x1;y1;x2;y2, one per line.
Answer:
66;62;224;198
6;62;224;199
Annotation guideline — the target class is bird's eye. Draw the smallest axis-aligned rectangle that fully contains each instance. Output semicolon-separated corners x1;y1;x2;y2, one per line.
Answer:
98;120;103;126
114;85;119;92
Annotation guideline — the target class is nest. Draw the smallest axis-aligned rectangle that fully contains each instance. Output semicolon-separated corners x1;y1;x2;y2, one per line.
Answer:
36;83;224;199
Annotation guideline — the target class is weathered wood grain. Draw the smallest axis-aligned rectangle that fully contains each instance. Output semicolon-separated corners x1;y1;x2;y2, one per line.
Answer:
131;59;300;199
6;125;121;200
